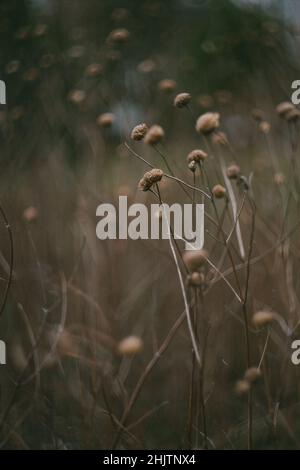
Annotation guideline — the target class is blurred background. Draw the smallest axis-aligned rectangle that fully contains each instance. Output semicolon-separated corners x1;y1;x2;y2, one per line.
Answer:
0;0;300;450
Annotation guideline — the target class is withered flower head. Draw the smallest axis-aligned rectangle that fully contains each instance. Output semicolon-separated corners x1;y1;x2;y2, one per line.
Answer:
187;149;208;163
97;113;115;128
212;131;228;146
69;89;86;105
285;108;300;122
138;168;164;191
187;272;205;287
251;108;264;122
107;28;130;44
196;112;220;134
144;125;165;145
235;380;250;395
183;249;208;271
85;63;103;77
276;101;295;117
274;172;285;185
212;184;226;199
252;310;274;328
158;79;177;93
118;336;143;356
131;123;148;141
244;367;261;383
226;164;240;180
174;92;191;108
259;121;271;134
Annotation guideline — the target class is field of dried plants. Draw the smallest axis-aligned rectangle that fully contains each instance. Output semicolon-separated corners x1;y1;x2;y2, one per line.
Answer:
0;0;300;450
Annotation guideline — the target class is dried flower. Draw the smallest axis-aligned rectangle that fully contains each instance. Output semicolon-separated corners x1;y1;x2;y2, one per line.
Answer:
276;102;295;117
196;112;220;134
244;367;261;383
85;63;103;77
212;184;226;199
107;28;130;44
198;94;214;109
183;249;208;271
212;131;228;146
158;79;177;93
118;336;143;356
187;149;208;164
97;113;115;128
137;59;156;74
23;206;39;222
144;125;165;145
252;311;274;328
226;164;240;179
174;92;191;108
251;108;264;122
69;89;86;105
274;172;285;185
188;161;197;173
138;168;164;191
259;121;271;134
285;108;300;122
131;123;148;141
235;380;250;395
187;272;205;287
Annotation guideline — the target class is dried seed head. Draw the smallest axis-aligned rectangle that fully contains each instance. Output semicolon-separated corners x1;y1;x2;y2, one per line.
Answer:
235;379;250;395
187;272;205;287
259;121;271;134
252;310;274;328
212;131;228;146
158;79;177;93
85;63;103;77
285;108;300;122
97;113;115;128
23;206;39;222
138;168;164;191
118;336;143;356
198;94;214;109
212;184;226;199
107;28;130;44
131;123;148;141
144;125;165;145
174;92;191;108
187;149;208;163
69;89;86;105
244;367;262;383
188;160;197;173
276;101;295;117
274;172;285;185
226;164;240;179
138;59;156;74
251;108;264;122
183;249;208;271
196;112;220;134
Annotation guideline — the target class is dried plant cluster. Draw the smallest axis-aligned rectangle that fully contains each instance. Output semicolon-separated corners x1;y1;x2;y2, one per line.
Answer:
0;0;300;452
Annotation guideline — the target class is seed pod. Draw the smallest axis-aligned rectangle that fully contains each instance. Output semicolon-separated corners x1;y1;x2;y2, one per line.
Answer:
97;113;115;128
212;184;226;199
252;311;274;328
226;164;240;180
183;249;208;271
131;123;148;141
144;125;165;145
187;149;208;163
118;336;143;356
196;112;220;134
244;367;261;383
138;168;164;191
174;92;191;108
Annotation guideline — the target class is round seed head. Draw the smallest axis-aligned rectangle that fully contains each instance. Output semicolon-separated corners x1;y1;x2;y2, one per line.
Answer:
174;92;191;108
23;206;39;222
188;160;197;173
285;108;300;122
196;112;220;134
259;121;271;134
107;28;130;44
226;164;241;179
138;168;164;191
68;89;86;105
187;149;208;163
131;123;148;141
212;131;228;146
274;172;285;185
144;125;165;145
244;367;262;383
212;184;226;199
97;113;115;128
158;79;177;93
85;63;103;77
138;59;156;74
187;272;205;287
235;380;250;395
252;310;274;328
183;249;208;271
118;336;143;356
276;101;295;117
